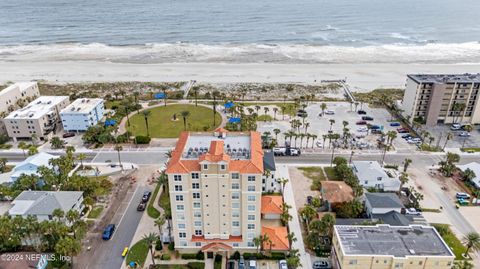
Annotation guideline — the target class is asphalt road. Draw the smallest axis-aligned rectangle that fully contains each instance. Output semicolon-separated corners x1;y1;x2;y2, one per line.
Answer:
84;185;150;269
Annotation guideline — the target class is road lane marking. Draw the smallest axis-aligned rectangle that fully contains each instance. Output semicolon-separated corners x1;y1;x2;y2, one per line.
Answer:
110;185;140;240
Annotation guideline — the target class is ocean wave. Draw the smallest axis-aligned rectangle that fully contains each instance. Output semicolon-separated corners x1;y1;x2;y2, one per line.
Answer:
1;42;480;64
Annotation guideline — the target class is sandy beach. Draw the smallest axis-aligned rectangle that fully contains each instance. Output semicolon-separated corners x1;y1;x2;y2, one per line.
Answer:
1;61;480;91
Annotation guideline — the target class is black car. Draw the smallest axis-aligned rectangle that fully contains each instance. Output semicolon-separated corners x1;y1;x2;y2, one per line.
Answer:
142;191;152;202
361;116;374;121
62;132;75;138
137;202;147;211
357;110;367;115
297;109;308;117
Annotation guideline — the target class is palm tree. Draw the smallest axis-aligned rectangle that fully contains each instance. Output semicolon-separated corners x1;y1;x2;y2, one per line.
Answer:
255;105;260;115
272;107;278;120
253;236;262;253
320;103;327;116
52;208;65;221
399;172;409;189
114;145;123;170
143;232;159;266
299;133;306;148
300;205;317;230
122;100;131;126
462;168;476;182
54;236;81;267
463;232;480;257
273;128;281;142
455;260;474;269
180;110;190;131
142;110;151;137
31;133;38;146
18;141;28;158
329;119;335;131
28;145;38;156
286;232;297;251
280;203;292;226
277;178;289;195
77;153;86;170
304;122;310;134
403;158;412;172
155;215;166;245
443;132;453;150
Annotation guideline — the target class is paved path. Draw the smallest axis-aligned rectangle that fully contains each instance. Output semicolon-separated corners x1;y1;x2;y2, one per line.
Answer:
277;164;311;269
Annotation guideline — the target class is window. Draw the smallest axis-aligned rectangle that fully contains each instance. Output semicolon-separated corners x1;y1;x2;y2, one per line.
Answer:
232;203;240;209
248;186;255;191
194;230;202;236
180;241;187;246
178;223;186;229
232;221;240;227
231;183;240;189
248;205;255;211
231;173;239;179
174;175;182;181
248;176;255;182
192;183;200;189
232;212;240;218
192;193;200;199
248;195;255;201
248;215;255;221
220;164;226;170
233;243;239;247
194;211;201;218
176;205;184;211
195;242;201;247
203;164;208;170
377;176;382;181
175;195;184;201
349;260;357;265
191;173;199;179
231;193;240;199
247;224;255;230
394;263;403;268
194;221;202;227
193;202;201;208
179;232;186;238
248;242;254;247
175;185;183;191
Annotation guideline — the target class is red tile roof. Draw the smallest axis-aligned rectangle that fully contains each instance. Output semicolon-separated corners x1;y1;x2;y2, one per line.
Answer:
261;195;283;214
201;242;233;251
166;131;263;174
262;226;289;251
321;181;354;204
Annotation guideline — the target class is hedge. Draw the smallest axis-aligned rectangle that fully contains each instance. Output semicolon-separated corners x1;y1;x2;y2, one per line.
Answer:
136;135;151;144
242;252;286;260
181;251;204;260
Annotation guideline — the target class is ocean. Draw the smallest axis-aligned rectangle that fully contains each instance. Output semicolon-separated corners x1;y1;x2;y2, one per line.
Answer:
1;0;480;64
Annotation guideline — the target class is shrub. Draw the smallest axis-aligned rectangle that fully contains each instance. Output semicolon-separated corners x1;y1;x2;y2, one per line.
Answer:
187;262;205;269
196;251;205;260
168;242;175;251
136;135;151;144
155;239;163;250
231;251;240;260
181;253;198;260
161;254;171;260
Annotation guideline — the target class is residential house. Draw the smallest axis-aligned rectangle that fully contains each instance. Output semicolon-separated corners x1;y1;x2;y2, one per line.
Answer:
457;162;480;189
364;192;404;217
320;181;354;211
261;195;283;220
262;150;280;192
9;152;59;183
352;161;401;192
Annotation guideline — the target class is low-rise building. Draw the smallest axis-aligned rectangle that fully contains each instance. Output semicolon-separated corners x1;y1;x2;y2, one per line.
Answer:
364;192;404;217
457;162;480;189
4;96;70;141
9;191;84;222
320;181;354;211
262;150;280;192
261;195;283;220
60;98;105;132
332;225;455;269
0;82;40;134
9;152;59;183
352;161;401;192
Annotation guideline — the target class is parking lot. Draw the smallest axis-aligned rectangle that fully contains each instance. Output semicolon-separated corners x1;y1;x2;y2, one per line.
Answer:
257;102;415;152
424;124;480;149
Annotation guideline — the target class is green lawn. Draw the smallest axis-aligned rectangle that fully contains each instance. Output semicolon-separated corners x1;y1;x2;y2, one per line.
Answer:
324;167;341;180
148;183;161;219
159;187;172;219
127;104;222;138
298;167;326;191
87;206;104;219
125;239;149;267
258;114;274;122
461;147;480;152
431;223;467;260
153;263;204;269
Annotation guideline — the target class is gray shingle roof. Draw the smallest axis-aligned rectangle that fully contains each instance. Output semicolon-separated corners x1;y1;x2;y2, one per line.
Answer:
365;192;403;208
11;191;83;216
263;150;276;172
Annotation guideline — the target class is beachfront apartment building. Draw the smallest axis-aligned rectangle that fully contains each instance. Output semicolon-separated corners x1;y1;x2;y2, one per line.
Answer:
60;98;105;132
165;128;288;256
0;82;40;134
331;225;455;269
4;96;70;141
402;73;480;127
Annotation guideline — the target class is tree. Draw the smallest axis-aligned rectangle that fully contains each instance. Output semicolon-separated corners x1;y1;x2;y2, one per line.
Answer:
52;209;65;222
443;132;453;150
122;100;131;126
142;110;151;137
300;205;317;230
399;172;409;189
273;128;281;141
286;232;297;251
253;236;262;253
272;107;278;120
286;249;301;269
54;236;81;267
455;260;474;269
462;124;473;148
50;136;65;149
263;106;270;121
463;232;480;257
180;110;190;131
462;168;476;182
154;215;166;245
329;119;335;131
28;145;38;156
280;203;292;226
143;232;159;266
277;178;289;196
31;134;38;146
0;158;7;173
18;141;28;158
451;103;466;123
403;158;412;172
114;145;123;170
439;152;460;177
77;153;86;170
320;103;327;116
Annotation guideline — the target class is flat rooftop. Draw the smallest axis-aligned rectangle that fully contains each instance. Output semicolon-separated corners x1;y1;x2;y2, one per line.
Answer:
5;96;69;120
60;98;103;114
408;73;480;84
0;82;36;96
335;225;454;258
182;132;251;160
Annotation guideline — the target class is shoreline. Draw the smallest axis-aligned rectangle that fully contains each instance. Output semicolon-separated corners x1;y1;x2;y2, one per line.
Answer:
1;61;480;91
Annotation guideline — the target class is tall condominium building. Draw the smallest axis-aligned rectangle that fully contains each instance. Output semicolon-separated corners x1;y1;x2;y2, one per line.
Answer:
402;74;480;126
332;225;455;269
0;82;40;134
60;98;105;132
4;96;70;141
166;128;288;255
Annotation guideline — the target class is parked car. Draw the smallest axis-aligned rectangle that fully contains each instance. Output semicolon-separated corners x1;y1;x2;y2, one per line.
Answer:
450;123;462;130
407;138;421;144
356;120;367;125
324;110;335;115
357;127;368;132
406;208;422;216
62;132;75;138
316;141;323;148
370;125;381;130
102;224;116;240
122;247;129;257
458;198;469;205
397;128;409;133
279;260;288;269
137;202;147;211
297;110;308;117
239;256;245;269
248;259;257;269
357;110;367;115
456;192;471;200
459;131;471;137
389;122;401;127
362;116;374;121
142;191;152;202
402;134;413;139
313;260;331;269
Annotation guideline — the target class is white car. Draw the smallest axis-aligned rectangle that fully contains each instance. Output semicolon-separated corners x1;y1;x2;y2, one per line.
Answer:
357;127;368;132
316;141;323;148
459;132;470;137
249;260;257;269
324;110;335;115
407;138;421;144
451;123;462;130
406;208;422;216
278;260;288;269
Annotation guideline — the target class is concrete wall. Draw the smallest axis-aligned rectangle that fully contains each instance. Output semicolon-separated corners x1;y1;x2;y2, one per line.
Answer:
425;84;446;127
402;77;419;122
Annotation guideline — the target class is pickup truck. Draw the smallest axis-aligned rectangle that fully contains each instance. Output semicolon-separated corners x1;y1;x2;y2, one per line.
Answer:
273;147;300;156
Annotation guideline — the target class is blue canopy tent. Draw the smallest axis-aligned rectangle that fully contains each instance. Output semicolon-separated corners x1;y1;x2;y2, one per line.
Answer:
224;102;235;109
104;119;116;127
228;117;241;124
153;92;166;99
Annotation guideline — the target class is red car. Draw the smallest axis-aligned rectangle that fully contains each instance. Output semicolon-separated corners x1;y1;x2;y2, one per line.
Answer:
62;132;75;138
396;128;409;133
356;120;367;125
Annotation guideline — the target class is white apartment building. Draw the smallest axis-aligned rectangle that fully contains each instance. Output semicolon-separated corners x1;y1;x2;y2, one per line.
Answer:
402;74;480;126
60;98;105;132
166;128;288;256
4;96;70;141
0;82;40;134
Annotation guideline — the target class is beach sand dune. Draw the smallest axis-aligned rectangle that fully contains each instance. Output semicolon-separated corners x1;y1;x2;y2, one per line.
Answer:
1;61;479;91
